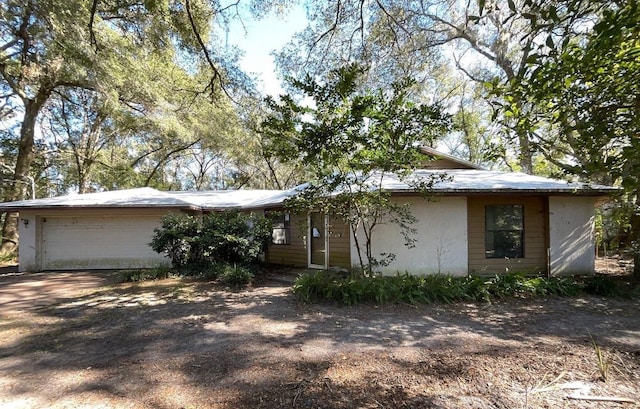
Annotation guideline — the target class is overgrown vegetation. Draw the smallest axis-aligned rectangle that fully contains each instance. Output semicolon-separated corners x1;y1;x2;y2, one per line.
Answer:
0;250;17;265
293;272;635;305
218;264;255;287
121;265;173;282
148;211;271;285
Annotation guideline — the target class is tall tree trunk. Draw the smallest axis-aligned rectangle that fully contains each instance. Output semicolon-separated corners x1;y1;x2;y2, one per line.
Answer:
518;130;534;175
1;99;44;253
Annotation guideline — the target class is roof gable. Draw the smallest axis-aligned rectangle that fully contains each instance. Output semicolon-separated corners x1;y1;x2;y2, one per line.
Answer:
419;146;484;170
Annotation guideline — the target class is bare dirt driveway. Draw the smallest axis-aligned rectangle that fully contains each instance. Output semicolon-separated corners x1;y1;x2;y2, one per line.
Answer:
0;270;639;409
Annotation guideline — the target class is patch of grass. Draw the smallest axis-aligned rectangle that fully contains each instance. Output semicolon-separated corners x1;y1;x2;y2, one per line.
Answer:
589;331;611;382
0;250;17;266
121;265;173;282
293;272;627;305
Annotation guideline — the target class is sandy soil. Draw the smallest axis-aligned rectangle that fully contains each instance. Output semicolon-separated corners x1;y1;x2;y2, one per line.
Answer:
0;269;638;409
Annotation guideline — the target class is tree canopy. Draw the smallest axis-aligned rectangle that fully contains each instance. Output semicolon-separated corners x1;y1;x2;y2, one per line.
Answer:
261;64;451;272
0;0;258;249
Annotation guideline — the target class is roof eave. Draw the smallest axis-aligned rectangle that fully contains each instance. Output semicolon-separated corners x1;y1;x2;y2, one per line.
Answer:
384;188;619;196
0;204;203;212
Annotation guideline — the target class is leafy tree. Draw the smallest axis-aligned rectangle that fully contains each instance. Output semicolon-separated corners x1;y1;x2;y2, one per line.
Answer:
508;0;639;185
0;0;293;250
275;0;577;174
261;64;451;274
500;0;640;274
0;0;220;250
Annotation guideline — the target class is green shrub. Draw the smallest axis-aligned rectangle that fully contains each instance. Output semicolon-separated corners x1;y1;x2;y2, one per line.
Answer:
541;276;582;296
219;264;254;287
292;272;594;305
292;271;338;302
149;213;200;269
149;210;272;276
583;274;620;296
200;211;272;265
459;275;492;302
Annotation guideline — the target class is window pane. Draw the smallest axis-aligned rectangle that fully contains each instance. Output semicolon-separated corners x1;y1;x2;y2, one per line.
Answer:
486;231;523;258
487;205;523;230
272;228;290;245
485;205;524;258
267;211;291;245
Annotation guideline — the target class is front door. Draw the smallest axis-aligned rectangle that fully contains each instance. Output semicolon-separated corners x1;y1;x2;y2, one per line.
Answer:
308;212;327;268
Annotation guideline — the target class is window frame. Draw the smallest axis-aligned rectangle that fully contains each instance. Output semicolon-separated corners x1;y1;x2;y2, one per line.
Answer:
267;210;291;245
484;204;524;259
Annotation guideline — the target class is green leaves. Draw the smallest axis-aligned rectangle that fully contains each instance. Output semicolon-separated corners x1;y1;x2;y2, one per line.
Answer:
261;64;451;273
150;211;272;274
262;64;450;176
292;272;608;305
517;0;640;192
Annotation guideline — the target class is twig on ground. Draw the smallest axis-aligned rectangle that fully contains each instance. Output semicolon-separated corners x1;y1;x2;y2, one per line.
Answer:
566;394;636;404
292;379;310;407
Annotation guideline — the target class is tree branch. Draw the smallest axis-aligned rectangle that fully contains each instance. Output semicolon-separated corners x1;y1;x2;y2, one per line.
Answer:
183;0;229;101
143;139;201;186
88;0;100;50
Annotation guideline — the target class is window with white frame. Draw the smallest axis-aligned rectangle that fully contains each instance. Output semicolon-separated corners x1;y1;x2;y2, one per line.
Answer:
268;211;291;245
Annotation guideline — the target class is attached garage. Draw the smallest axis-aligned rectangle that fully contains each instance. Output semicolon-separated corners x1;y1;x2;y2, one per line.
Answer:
39;214;166;270
4;187;293;272
5;188;203;272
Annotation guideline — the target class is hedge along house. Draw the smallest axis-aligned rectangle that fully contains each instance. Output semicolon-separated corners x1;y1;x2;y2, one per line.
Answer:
0;152;616;275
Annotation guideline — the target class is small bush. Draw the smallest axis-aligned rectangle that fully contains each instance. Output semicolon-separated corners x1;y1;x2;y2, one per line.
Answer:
293;271;335;302
0;250;17;265
149;213;200;269
219;264;254;287
583;274;620;296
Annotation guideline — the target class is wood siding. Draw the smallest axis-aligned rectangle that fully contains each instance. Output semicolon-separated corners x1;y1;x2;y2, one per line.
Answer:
328;216;351;269
265;212;307;267
467;196;548;274
265;211;351;269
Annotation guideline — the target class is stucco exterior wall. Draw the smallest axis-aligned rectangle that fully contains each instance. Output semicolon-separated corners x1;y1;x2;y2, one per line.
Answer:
351;196;468;276
549;196;597;275
17;210;38;272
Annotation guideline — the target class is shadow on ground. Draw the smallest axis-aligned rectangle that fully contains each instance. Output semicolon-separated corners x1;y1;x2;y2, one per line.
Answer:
1;270;638;408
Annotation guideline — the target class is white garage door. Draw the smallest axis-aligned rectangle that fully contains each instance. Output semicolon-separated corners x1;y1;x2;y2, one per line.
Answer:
41;216;166;270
